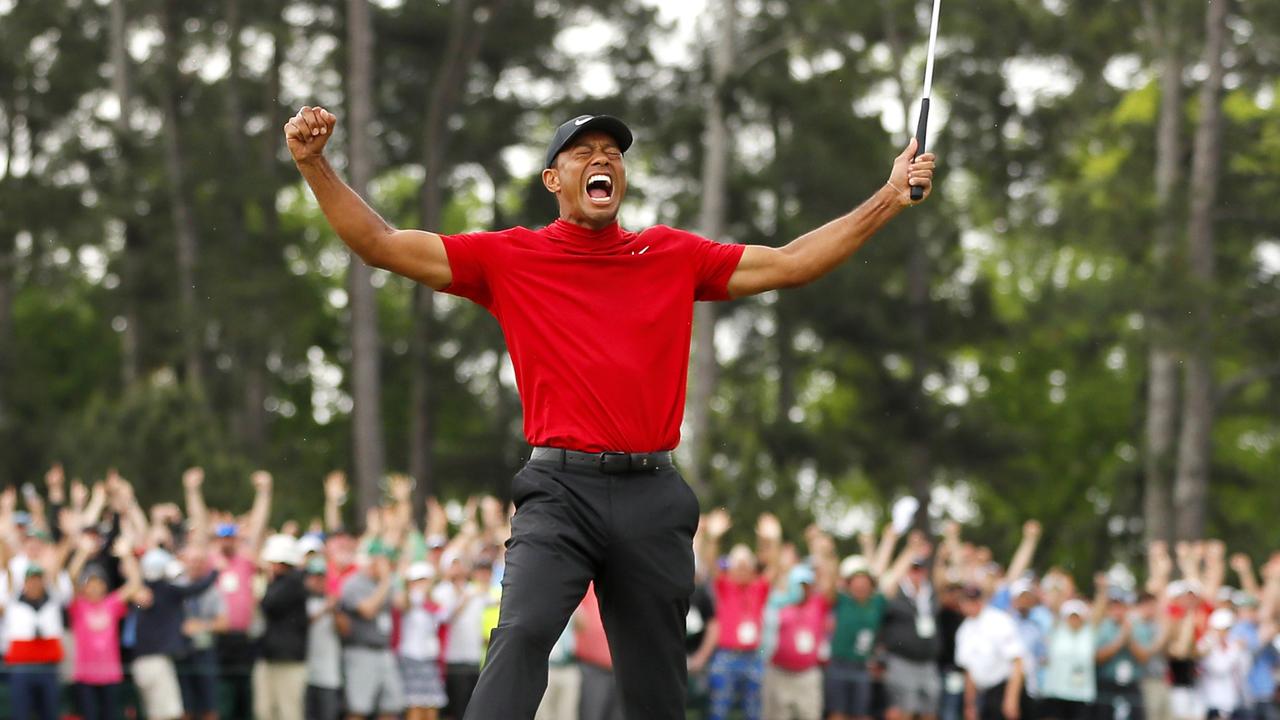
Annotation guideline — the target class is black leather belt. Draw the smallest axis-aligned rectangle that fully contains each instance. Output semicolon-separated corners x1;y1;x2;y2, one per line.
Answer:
529;446;673;474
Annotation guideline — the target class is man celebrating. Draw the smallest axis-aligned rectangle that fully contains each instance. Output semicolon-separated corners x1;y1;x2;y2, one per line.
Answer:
284;107;935;719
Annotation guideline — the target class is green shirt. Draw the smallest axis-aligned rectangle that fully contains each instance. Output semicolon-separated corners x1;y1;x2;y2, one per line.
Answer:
830;591;886;663
1097;618;1153;687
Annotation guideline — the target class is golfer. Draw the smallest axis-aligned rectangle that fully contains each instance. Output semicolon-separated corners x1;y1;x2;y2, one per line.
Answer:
284;107;935;719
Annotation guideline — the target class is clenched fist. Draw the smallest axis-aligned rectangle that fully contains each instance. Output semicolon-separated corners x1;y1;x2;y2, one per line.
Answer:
284;106;337;163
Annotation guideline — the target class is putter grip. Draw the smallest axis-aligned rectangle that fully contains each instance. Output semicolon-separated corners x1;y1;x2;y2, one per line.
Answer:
911;98;929;201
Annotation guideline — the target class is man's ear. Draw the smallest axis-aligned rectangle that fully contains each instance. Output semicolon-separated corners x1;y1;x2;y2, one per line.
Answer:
542;168;560;194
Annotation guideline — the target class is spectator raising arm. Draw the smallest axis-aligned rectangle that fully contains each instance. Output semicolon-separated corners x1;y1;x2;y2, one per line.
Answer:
870;522;901;579
323;471;347;532
881;531;929;598
80;482;107;530
183;467;210;547
1230;553;1261;599
1006;520;1042;584
756;513;784;585
1202;539;1227;600
243;470;274;558
1146;540;1172;597
699;508;731;576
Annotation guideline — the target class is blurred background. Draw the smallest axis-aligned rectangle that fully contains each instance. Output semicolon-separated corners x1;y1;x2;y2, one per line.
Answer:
0;0;1277;568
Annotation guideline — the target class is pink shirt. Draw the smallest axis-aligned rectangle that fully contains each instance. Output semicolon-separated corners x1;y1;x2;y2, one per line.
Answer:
574;585;613;670
218;553;257;632
69;593;128;684
771;592;831;672
714;575;771;652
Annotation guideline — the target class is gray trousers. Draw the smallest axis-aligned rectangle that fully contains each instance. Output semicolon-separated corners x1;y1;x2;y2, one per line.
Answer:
579;663;625;720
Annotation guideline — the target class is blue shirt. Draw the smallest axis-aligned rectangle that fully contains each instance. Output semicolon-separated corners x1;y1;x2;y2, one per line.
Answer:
1230;620;1279;702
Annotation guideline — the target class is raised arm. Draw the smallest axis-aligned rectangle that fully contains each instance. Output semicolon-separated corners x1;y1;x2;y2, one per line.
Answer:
284;106;451;289
243;471;273;557
1202;540;1227;599
1230;553;1261;599
725;140;935;298
183;467;209;549
881;533;929;598
870;524;901;579
755;513;784;585
1006;520;1042;584
323;471;347;533
1146;541;1173;596
699;509;731;578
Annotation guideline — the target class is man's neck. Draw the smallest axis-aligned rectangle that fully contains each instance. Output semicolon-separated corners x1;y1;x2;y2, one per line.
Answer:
558;214;618;232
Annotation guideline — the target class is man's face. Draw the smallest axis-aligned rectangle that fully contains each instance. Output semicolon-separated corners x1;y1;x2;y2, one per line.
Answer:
23;574;45;599
543;131;627;230
962;597;984;618
848;574;874;600
1014;589;1039;614
1108;600;1127;623
305;573;326;594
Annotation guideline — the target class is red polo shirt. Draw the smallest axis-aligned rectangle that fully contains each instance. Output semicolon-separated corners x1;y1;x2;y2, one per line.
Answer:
440;220;744;453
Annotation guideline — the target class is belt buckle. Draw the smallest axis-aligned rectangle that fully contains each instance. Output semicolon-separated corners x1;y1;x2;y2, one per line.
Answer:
597;451;629;474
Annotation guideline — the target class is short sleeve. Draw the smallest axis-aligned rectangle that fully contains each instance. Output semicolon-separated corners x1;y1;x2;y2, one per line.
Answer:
107;593;128;620
997;616;1027;662
439;231;506;308
688;233;746;302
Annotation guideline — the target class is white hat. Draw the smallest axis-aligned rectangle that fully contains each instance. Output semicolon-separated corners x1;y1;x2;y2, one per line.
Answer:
406;562;436;582
1209;608;1235;631
1060;599;1090;618
840;555;872;579
1010;578;1037;597
141;549;173;582
297;534;325;557
1166;580;1190;597
262;534;301;566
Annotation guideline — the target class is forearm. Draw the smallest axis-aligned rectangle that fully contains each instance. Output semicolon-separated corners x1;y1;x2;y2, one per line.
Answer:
693;620;719;666
295;156;397;266
1006;537;1039;583
185;488;209;543
780;187;900;280
245;488;271;552
871;527;900;578
357;579;393;619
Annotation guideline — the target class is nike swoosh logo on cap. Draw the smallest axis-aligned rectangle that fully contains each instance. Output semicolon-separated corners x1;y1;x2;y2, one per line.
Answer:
575;117;592;126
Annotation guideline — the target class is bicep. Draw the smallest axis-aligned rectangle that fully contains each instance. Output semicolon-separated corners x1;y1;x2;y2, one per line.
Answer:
726;245;800;299
369;229;452;290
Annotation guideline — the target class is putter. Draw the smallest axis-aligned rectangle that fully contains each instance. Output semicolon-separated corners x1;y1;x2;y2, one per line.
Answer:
911;0;942;201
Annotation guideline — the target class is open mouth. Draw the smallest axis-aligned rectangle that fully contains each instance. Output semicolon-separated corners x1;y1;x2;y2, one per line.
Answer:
586;174;614;204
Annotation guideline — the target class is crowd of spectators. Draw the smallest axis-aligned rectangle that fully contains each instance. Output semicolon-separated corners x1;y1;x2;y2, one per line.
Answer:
0;465;1276;720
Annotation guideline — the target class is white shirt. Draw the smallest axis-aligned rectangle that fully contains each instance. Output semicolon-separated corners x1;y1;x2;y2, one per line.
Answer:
1198;634;1249;712
432;582;491;664
399;591;446;661
3;589;65;642
957;605;1026;691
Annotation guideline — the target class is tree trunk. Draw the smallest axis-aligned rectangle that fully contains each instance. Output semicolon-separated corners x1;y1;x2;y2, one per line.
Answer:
1174;0;1229;542
685;0;736;499
222;0;269;458
1142;2;1184;548
0;236;10;432
159;0;204;388
347;0;387;515
110;0;141;386
408;0;506;515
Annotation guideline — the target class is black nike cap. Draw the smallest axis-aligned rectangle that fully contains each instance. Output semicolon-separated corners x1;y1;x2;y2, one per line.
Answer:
544;114;633;169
